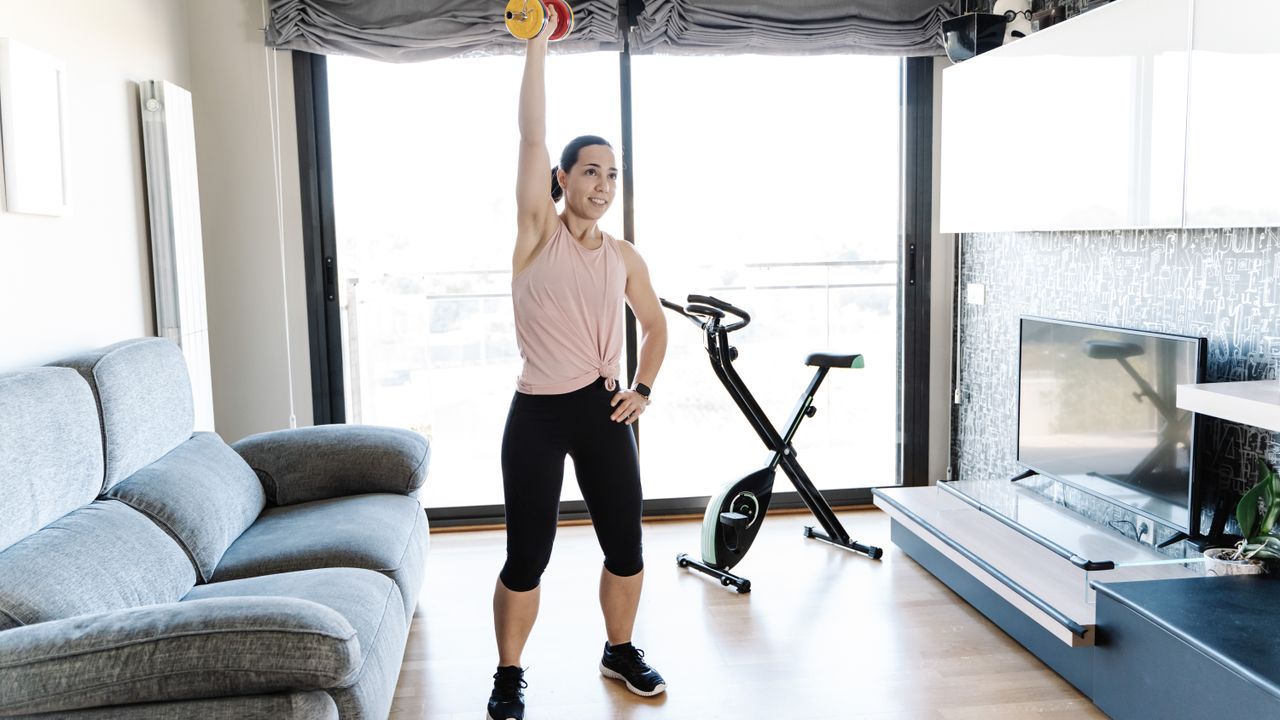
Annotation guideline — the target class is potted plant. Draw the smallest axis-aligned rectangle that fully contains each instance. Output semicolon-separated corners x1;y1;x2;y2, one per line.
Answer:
1204;458;1280;576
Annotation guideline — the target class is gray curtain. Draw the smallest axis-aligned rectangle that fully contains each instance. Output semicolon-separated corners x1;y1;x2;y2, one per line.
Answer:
632;0;959;56
265;0;623;62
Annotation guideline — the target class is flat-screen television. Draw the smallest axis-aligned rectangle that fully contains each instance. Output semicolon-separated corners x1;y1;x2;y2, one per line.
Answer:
1017;317;1207;534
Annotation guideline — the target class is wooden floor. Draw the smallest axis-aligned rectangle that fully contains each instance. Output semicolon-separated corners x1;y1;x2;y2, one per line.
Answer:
391;509;1105;720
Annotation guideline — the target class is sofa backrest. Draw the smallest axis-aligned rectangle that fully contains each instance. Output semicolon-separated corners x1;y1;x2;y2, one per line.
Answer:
0;368;104;554
0;365;197;630
48;338;194;492
105;432;266;583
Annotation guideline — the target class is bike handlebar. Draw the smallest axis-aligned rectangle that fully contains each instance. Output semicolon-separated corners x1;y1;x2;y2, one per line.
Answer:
659;294;751;332
685;303;724;319
688;294;750;331
659;298;686;314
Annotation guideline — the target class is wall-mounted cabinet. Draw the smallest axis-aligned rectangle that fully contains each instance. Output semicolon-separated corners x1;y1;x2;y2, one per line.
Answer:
941;0;1278;233
1182;0;1280;228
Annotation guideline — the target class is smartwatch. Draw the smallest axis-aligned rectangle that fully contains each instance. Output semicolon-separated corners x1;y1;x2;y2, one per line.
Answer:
633;382;651;399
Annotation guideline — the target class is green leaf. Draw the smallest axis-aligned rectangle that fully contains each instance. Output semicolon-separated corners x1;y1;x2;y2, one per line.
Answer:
1248;534;1280;561
1238;478;1266;540
1258;458;1280;537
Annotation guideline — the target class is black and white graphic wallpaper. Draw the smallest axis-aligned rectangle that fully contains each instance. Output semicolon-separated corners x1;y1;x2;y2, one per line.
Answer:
950;227;1280;552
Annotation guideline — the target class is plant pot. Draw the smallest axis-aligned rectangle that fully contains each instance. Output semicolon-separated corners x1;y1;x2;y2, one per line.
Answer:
1203;547;1266;577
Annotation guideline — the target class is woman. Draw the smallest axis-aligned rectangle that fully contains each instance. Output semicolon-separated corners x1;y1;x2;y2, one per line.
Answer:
486;5;669;720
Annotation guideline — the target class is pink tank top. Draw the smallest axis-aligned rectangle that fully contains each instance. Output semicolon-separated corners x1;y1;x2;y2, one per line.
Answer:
512;220;627;395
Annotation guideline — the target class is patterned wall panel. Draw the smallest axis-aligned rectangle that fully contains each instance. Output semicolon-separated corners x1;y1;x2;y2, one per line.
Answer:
951;227;1280;551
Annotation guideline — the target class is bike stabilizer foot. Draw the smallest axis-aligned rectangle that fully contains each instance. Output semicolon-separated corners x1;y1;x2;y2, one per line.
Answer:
803;526;884;559
676;553;752;593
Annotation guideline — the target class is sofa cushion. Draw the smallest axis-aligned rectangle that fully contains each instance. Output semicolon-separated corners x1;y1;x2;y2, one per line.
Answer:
0;596;357;716
210;494;428;621
9;691;338;720
48;338;194;491
184;567;408;720
0;368;103;554
106;432;266;583
0;500;196;630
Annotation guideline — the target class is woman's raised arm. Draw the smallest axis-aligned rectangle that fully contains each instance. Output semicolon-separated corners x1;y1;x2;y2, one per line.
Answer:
513;6;559;273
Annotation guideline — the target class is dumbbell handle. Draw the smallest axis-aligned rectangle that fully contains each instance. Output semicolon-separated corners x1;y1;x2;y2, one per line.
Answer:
507;0;532;21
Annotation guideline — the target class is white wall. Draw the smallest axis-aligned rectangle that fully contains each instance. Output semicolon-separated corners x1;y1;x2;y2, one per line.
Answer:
0;0;192;367
0;0;312;442
186;0;311;442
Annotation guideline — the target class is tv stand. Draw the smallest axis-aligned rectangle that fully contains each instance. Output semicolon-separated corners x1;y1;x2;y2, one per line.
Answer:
872;481;1200;697
1010;468;1038;483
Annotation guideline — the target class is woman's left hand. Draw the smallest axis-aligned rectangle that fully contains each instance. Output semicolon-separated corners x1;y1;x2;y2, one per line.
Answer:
610;390;649;425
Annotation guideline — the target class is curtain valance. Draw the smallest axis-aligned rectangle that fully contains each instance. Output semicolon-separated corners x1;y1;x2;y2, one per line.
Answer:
265;0;623;62
631;0;958;57
264;1;957;61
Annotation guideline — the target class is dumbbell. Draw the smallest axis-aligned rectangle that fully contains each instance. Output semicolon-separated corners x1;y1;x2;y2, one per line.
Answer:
504;0;575;42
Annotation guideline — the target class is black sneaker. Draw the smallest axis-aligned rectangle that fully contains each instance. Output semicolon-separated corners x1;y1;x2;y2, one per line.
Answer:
599;642;667;697
486;666;526;720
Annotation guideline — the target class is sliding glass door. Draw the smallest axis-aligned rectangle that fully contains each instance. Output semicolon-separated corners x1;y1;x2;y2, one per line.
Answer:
323;54;620;510
301;51;930;522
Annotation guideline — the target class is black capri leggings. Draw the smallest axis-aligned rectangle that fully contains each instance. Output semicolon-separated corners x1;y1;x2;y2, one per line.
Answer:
499;377;644;592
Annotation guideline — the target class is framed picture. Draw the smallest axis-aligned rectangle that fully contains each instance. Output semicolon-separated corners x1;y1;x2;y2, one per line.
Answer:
0;38;70;216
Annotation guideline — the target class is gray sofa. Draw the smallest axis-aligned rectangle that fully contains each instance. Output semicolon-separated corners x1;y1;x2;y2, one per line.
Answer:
0;338;430;719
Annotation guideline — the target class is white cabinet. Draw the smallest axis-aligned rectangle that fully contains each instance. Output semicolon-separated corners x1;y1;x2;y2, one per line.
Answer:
941;0;1193;233
942;0;1280;233
1182;0;1280;228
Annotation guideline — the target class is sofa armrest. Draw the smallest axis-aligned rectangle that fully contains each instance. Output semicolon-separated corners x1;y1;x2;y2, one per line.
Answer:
232;425;429;506
0;597;359;717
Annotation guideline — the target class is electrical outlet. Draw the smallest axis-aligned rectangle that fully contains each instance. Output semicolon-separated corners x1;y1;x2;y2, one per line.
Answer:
1135;518;1155;546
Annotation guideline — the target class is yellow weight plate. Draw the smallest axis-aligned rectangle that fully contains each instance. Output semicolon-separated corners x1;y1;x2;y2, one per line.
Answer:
504;0;546;40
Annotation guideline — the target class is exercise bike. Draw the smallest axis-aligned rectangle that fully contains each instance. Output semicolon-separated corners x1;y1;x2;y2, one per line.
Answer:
661;294;883;593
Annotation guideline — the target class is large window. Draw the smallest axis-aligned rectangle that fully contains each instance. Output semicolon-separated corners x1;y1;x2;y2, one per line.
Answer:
307;50;926;519
326;54;620;509
631;56;902;498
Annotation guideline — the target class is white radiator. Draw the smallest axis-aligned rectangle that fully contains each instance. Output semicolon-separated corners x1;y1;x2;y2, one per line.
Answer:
138;80;215;431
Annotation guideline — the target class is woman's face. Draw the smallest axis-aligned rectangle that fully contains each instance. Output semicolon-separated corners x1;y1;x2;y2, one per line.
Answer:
558;144;617;221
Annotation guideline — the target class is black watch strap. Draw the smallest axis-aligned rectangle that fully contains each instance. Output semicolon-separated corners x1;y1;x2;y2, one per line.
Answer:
633;382;651;398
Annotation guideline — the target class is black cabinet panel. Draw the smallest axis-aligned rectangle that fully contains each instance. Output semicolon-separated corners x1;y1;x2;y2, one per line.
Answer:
1094;583;1280;718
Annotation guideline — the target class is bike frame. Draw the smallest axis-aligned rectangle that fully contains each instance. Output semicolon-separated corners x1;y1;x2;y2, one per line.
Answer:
697;318;855;547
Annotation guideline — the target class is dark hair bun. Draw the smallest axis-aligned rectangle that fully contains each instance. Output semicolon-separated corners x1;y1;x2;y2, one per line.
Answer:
550;167;564;202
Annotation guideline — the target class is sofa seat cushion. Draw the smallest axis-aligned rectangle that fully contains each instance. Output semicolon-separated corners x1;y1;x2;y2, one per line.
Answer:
184;568;407;720
12;691;338;719
0;500;196;631
106;432;265;583
0;596;358;716
211;494;428;621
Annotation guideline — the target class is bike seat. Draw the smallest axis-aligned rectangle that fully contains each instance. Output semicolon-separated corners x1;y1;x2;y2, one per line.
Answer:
805;353;864;369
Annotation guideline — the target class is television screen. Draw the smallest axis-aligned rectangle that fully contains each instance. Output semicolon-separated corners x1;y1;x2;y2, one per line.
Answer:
1017;317;1206;533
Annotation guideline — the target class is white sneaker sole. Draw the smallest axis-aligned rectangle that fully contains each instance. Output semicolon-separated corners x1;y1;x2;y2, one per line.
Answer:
486;712;520;720
599;662;667;697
